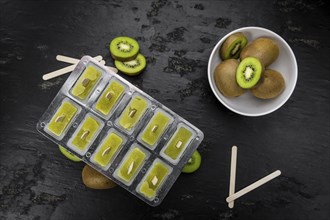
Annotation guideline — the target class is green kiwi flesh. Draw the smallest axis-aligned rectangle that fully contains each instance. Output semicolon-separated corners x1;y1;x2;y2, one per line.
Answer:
220;32;248;60
251;69;285;99
236;57;263;89
110;36;140;61
59;145;81;162
114;53;146;76
182;150;201;173
240;37;279;67
214;59;246;97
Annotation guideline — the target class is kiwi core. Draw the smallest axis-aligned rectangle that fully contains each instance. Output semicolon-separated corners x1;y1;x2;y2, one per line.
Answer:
243;66;254;81
231;43;241;56
123;59;140;68
117;41;133;52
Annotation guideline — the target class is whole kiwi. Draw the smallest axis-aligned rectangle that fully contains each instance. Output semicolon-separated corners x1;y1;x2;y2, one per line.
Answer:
214;59;246;97
240;37;279;67
82;164;117;189
251;69;285;99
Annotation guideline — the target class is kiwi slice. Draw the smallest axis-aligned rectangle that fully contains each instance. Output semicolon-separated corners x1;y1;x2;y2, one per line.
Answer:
82;164;117;189
220;32;248;60
214;59;246;98
240;37;279;67
182;150;202;174
110;36;140;62
251;69;285;99
58;145;81;162
236;57;263;89
115;53;146;76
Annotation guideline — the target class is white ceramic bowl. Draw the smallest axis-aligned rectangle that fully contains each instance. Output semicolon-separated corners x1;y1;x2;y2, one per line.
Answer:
208;27;298;116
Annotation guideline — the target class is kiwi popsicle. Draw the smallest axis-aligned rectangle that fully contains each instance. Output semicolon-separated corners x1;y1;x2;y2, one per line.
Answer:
71;65;102;100
94;80;125;117
115;146;148;185
92;131;124;169
162;124;194;164
117;95;149;132
69;114;102;155
139;109;172;149
46;100;78;139
138;159;171;200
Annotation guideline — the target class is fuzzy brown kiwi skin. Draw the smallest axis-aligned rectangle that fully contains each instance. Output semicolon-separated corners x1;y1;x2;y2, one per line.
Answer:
82;165;117;189
220;32;247;60
214;59;246;97
251;69;285;99
240;37;279;67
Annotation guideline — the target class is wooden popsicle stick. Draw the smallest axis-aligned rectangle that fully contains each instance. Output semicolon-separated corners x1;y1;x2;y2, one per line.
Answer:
42;64;77;80
42;55;103;81
56;54;118;74
151;176;158;186
102;147;112;157
56;55;102;64
99;60;106;66
56;55;80;64
102;66;117;73
228;146;238;208
226;170;281;203
105;66;118;73
127;161;134;175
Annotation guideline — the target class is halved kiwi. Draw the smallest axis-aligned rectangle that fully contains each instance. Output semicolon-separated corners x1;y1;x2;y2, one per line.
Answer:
220;32;248;60
58;145;81;162
251;69;285;99
115;53;146;76
214;59;246;97
110;36;140;62
182;150;201;173
236;57;263;89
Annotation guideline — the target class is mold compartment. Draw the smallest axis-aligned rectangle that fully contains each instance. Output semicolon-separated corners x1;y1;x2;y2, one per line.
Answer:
138;108;173;149
44;98;80;140
160;123;195;165
114;144;150;186
94;79;126;118
116;94;150;134
90;129;126;170
70;64;102;101
136;159;172;201
67;113;104;155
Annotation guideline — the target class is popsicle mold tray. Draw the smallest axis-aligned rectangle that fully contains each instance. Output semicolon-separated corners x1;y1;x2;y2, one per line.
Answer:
37;56;204;206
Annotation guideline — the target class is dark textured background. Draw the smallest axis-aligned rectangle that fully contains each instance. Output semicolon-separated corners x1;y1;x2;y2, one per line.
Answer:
0;0;329;219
